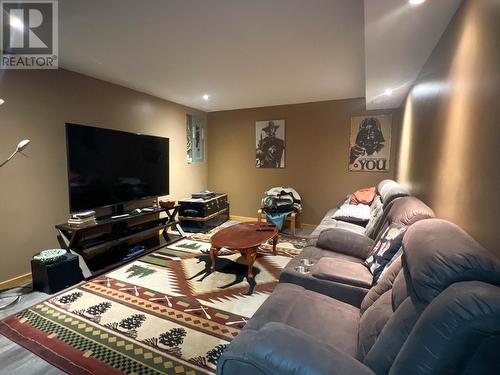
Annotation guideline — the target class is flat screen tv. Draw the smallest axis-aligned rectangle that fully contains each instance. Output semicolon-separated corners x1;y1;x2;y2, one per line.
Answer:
65;123;169;213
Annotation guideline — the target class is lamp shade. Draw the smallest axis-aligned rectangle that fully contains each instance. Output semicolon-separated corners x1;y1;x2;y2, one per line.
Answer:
17;139;30;151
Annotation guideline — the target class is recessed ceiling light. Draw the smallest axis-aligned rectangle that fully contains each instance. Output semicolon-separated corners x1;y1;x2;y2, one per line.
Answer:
384;88;393;96
202;94;209;101
9;16;24;31
409;0;426;6
0;98;5;106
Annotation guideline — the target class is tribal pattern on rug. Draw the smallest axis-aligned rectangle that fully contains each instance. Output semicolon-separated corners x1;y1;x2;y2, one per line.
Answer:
0;226;306;375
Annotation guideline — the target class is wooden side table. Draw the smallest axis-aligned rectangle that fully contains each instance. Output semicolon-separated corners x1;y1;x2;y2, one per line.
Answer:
257;209;300;236
210;222;278;279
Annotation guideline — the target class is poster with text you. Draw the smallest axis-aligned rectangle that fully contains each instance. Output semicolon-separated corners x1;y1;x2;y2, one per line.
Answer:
349;114;392;172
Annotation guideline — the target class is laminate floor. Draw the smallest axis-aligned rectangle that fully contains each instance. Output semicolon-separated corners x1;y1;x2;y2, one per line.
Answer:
0;285;68;375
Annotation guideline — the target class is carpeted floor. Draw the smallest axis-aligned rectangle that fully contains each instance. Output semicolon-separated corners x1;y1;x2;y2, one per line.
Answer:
0;225;306;375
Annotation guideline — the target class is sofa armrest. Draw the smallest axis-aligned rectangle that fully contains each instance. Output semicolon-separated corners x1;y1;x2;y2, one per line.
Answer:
217;323;375;375
317;229;374;259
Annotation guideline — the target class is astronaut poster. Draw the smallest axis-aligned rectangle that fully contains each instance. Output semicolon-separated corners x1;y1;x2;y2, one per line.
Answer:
349;114;391;172
256;120;285;168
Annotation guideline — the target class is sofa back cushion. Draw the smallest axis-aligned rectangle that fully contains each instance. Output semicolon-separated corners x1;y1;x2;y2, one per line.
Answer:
403;219;500;304
377;179;398;197
381;186;409;208
359;219;500;374
371;196;435;241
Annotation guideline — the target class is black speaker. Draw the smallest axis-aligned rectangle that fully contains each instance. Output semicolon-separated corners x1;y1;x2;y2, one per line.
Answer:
31;253;83;294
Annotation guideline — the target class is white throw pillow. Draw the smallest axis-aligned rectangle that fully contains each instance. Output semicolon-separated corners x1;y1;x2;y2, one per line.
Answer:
332;204;371;223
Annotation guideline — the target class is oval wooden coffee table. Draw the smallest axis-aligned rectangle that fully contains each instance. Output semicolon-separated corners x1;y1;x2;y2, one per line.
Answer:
210;222;279;279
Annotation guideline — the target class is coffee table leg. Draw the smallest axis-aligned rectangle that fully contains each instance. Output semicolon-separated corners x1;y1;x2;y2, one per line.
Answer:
210;247;220;272
245;249;258;279
272;235;278;255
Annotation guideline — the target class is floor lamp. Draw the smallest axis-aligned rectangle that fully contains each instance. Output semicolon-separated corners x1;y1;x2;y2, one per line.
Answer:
0;139;31;168
0;139;31;310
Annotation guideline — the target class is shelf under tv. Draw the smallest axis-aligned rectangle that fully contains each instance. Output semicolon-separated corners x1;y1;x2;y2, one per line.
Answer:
55;206;186;279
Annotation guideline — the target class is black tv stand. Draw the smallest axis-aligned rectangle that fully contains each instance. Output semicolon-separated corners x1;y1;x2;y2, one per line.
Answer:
55;206;186;279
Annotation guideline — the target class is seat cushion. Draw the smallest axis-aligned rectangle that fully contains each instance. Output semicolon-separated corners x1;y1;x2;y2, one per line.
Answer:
281;247;369;306
244;283;360;357
311;257;373;288
290;245;365;265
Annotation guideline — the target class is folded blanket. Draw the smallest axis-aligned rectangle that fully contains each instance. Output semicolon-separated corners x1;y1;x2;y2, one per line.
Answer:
266;211;292;230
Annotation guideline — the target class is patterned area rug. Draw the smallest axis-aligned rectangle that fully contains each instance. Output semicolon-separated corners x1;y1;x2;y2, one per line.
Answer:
0;225;306;375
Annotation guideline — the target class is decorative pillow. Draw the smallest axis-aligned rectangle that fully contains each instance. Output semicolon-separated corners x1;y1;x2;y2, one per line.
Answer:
332;204;371;223
364;223;407;282
350;187;376;205
378;247;403;282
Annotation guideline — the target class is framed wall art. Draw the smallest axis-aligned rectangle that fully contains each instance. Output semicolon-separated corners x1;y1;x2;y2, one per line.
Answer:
187;114;205;163
256;120;285;168
349;114;392;172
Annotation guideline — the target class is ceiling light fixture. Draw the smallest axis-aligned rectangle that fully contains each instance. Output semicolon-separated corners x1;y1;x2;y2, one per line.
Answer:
202;94;209;101
0;98;5;106
384;88;393;96
409;0;426;6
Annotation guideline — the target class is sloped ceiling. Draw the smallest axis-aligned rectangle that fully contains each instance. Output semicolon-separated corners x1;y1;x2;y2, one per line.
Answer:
58;0;461;111
364;0;462;109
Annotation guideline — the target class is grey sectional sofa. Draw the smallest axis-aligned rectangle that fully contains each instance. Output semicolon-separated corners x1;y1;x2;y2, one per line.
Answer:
307;179;410;246
217;219;500;375
281;195;435;306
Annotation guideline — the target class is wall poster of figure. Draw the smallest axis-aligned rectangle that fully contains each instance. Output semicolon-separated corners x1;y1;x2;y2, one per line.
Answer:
349;114;392;172
256;120;285;168
186;114;205;163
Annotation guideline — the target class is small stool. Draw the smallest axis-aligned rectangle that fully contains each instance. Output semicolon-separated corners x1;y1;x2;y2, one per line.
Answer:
257;209;301;236
31;253;82;294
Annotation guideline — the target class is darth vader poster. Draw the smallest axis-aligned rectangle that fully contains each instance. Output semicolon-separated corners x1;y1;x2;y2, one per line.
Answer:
349;114;391;172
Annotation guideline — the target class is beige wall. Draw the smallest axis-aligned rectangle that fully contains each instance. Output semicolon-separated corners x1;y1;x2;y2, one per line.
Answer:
0;69;207;281
396;0;499;256
207;99;400;225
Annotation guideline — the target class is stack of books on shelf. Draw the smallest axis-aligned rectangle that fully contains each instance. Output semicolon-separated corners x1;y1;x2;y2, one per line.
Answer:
68;210;97;227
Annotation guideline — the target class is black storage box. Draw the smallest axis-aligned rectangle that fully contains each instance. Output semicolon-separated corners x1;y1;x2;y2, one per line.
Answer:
31;253;83;294
179;193;229;232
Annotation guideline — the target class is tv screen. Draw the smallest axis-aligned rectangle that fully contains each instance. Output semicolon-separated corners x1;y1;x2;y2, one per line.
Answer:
65;123;169;213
